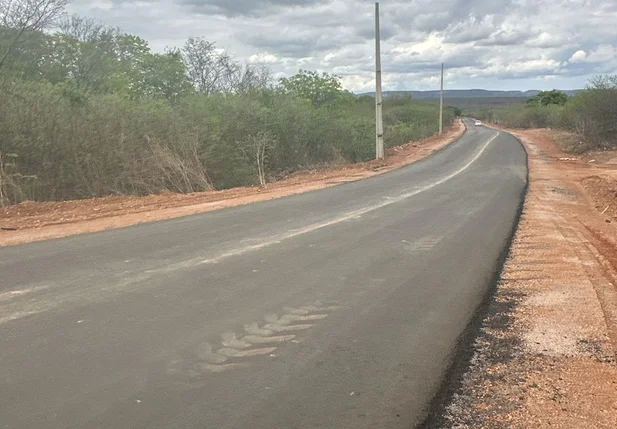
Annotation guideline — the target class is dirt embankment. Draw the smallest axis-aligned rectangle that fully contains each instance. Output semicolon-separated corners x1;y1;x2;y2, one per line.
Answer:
0;120;465;247
432;128;617;428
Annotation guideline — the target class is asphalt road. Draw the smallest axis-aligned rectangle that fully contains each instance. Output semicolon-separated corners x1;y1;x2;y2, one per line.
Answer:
0;121;527;429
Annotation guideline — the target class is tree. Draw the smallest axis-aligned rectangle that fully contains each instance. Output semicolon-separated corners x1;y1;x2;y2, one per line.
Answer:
229;62;272;94
181;37;272;95
240;131;275;187
279;70;349;106
182;37;236;95
103;34;151;96
133;49;192;101
587;75;617;90
41;15;118;92
0;24;46;78
0;0;68;69
525;90;568;107
566;75;617;148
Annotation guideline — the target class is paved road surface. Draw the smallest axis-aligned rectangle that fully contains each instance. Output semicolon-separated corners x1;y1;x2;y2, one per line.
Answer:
0;121;527;428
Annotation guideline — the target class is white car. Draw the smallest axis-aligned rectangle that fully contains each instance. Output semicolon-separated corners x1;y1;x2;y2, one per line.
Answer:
474;120;483;126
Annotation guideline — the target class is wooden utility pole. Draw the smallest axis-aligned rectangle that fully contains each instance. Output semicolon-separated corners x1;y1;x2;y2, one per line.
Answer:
375;2;384;160
439;63;444;135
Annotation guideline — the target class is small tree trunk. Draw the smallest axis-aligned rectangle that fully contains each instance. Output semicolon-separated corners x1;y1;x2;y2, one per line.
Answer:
256;149;265;187
0;152;5;206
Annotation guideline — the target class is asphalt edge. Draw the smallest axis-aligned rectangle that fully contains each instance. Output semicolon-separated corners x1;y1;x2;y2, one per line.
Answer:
419;129;531;428
419;117;468;161
369;117;468;178
413;117;468;166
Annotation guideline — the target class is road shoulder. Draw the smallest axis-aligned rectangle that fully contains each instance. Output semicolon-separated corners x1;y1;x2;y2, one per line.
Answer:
429;127;617;428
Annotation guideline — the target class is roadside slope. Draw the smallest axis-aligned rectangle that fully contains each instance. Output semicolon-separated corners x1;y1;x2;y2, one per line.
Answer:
430;127;617;428
0;120;464;247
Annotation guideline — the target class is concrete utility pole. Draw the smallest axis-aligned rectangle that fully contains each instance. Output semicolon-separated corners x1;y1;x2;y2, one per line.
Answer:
375;2;384;160
439;63;444;135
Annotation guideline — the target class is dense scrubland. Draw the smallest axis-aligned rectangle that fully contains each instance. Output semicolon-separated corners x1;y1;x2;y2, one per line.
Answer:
0;1;455;205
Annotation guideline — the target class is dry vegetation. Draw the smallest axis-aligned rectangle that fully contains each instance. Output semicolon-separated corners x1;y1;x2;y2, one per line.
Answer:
0;120;465;246
469;77;617;155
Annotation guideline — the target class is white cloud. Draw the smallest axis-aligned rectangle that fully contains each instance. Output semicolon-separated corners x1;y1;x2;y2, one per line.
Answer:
248;53;278;64
581;44;617;63
67;0;617;92
569;50;587;63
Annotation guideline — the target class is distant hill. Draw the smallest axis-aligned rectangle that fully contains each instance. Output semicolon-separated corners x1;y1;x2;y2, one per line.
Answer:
360;89;581;99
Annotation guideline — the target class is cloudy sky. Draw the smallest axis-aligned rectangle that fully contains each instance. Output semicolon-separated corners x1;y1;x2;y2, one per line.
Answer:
68;0;617;92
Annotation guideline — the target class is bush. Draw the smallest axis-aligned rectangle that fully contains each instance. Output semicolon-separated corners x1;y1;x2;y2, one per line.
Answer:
0;79;454;204
471;104;564;129
468;76;617;153
563;84;617;149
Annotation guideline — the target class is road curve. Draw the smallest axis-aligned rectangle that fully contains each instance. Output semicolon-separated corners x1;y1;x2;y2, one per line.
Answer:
0;120;527;428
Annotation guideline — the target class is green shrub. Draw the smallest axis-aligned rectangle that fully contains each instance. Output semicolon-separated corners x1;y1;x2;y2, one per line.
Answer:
468;77;617;153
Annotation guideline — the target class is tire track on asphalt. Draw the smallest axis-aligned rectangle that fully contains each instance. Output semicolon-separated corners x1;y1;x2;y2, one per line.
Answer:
166;302;342;384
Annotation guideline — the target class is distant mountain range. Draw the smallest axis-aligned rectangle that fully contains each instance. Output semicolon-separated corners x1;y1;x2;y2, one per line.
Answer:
360;89;582;99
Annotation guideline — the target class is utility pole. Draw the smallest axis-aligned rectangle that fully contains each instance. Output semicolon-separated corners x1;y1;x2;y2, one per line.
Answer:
439;63;444;135
375;2;384;160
